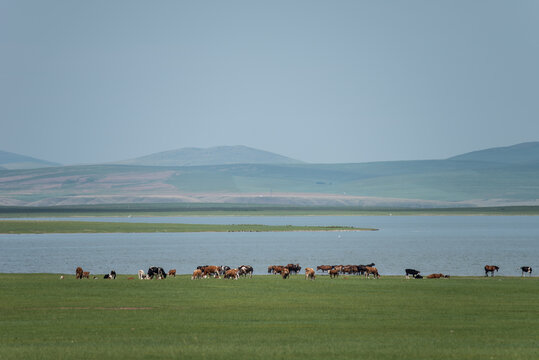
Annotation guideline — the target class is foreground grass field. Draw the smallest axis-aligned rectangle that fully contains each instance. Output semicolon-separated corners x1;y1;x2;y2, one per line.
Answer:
1;274;538;359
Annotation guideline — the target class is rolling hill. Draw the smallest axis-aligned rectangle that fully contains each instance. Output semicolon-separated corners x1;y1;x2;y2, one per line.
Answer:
0;143;538;207
116;145;304;166
0;150;61;170
449;142;539;164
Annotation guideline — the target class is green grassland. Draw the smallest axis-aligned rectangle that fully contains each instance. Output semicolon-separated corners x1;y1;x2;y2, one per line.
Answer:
1;274;538;359
0;220;373;234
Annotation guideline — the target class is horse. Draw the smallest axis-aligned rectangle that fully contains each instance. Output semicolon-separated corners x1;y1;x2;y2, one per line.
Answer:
484;265;499;277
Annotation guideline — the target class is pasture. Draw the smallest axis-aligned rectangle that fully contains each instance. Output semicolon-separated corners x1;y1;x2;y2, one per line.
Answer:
1;274;538;359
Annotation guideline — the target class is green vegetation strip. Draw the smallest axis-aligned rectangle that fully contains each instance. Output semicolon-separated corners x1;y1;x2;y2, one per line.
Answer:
1;274;538;360
0;220;374;234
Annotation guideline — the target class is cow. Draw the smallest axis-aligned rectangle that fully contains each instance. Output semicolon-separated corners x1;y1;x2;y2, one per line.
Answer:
484;265;499;277
521;266;533;277
357;263;375;276
329;269;339;278
238;265;253;278
138;269;146;280
427;273;449;279
317;265;333;272
191;269;203;280
168;269;176;277
364;266;380;279
148;266;167;279
220;266;231;275
82;271;90;279
104;270;116;279
305;267;316;280
286;263;301;275
281;268;290;279
203;265;221;279
75;267;83;279
268;265;285;275
224;269;239;280
405;269;421;279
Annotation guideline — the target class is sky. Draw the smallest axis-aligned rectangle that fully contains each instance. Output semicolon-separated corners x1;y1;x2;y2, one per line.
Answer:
1;1;538;165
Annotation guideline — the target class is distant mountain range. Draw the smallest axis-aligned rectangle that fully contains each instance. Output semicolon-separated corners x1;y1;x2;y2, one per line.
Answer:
1;142;538;207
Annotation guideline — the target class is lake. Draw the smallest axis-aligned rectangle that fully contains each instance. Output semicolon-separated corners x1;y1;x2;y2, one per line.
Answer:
1;216;537;276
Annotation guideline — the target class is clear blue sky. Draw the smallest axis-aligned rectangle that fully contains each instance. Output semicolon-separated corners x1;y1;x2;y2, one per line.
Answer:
1;1;538;165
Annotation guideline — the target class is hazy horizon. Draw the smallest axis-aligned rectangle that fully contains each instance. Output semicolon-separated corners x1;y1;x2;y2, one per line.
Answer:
2;1;538;165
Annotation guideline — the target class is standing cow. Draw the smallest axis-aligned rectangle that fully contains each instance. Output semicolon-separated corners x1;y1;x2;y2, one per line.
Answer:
521;266;533;277
305;267;316;280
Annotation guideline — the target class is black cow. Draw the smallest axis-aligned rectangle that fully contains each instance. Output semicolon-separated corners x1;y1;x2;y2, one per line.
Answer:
405;268;421;279
103;270;116;279
147;266;167;279
358;263;375;275
521;266;533;277
286;264;301;275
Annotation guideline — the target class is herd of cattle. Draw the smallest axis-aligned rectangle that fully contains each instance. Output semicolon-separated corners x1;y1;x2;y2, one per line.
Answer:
73;264;533;280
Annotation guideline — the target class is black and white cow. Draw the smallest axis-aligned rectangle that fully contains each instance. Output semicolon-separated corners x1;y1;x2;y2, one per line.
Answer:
238;265;254;278
521;266;533;277
147;266;167;279
103;270;117;279
405;268;421;279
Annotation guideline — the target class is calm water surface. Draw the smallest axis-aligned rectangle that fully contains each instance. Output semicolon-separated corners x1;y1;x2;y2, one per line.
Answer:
1;216;537;276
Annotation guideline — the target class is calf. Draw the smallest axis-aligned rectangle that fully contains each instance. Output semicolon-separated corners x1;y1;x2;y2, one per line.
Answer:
224;269;239;280
521;266;532;277
305;267;316;280
281;268;290;279
138;269;146;280
168;269;176;277
191;269;203;280
426;273;449;279
82;271;90;279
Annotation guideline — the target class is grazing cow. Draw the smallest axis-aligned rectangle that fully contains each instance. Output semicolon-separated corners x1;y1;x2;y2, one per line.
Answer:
286;263;302;275
305;267;316;280
147;266;167;279
521;266;532;277
364;266;380;279
138;270;146;280
268;265;285;275
484;265;499;277
281;268;290;279
203;265;221;279
238;265;253;278
168;269;176;277
329;269;339;278
427;273;449;279
220;266;231;275
82;271;90;279
317;265;333;272
357;263;375;276
75;267;83;279
191;269;203;280
405;269;421;279
224;269;239;280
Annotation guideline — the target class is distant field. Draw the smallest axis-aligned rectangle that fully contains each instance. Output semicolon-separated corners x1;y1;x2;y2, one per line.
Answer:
1;203;539;217
1;274;538;359
0;220;374;234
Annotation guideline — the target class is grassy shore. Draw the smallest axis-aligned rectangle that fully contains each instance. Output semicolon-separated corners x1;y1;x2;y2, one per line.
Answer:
0;220;375;234
1;274;538;359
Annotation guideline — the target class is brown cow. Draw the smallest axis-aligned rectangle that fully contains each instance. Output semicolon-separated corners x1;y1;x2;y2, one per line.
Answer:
224;269;239;280
317;265;333;272
203;265;221;279
168;269;176;277
364;266;380;279
281;268;290;279
329;269;339;278
191;269;203;280
75;267;83;279
305;267;316;280
427;273;449;279
484;265;499;277
268;265;285;275
82;271;90;279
